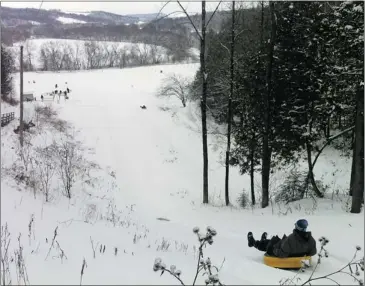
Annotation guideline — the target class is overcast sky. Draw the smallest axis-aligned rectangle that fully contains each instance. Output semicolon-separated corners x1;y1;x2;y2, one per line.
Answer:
1;1;231;16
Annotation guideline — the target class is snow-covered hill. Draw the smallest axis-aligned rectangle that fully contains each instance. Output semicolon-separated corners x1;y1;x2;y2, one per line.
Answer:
1;63;363;285
0;6;151;27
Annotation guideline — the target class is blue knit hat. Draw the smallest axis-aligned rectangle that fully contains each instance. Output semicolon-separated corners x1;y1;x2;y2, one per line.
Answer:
295;219;308;232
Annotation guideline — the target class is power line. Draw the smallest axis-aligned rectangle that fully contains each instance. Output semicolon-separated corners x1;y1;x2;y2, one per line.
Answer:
38;0;44;11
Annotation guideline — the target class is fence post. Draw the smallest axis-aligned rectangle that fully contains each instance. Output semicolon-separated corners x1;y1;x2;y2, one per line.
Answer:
20;46;24;147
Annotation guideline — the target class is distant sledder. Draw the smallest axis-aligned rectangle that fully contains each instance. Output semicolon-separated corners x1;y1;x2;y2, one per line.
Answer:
248;219;317;268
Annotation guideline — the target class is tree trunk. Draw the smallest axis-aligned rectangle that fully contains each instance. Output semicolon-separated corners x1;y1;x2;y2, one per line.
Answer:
261;2;276;208
338;115;342;129
201;1;209;204
20;46;24;147
350;139;356;196
260;1;264;46
250;132;256;205
326;117;331;138
312;125;355;171
305;140;324;198
225;1;235;206
350;85;364;213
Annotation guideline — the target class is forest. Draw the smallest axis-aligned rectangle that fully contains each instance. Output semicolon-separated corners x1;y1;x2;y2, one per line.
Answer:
187;1;364;212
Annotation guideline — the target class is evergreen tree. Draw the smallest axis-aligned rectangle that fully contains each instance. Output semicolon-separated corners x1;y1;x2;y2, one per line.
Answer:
1;44;15;104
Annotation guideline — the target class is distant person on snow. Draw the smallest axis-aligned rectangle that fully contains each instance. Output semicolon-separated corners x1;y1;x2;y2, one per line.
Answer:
247;219;317;258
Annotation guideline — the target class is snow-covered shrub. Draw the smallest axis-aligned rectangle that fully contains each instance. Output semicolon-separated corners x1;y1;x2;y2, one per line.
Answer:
329;131;353;157
153;226;224;286
309;179;329;196
33;145;56;202
49;118;70;133
275;169;307;204
33;104;59;131
51;136;85;199
157;73;191;107
83;203;98;224
1;224;12;285
156;238;171;252
281;237;364;286
237;189;249;208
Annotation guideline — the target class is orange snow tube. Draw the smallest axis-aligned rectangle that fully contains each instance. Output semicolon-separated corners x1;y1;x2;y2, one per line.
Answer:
263;254;312;269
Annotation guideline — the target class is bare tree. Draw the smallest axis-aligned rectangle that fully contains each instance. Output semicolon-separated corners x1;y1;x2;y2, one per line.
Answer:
39;46;49;71
84;41;100;70
24;41;35;71
73;41;83;70
39;41;63;71
105;42;119;68
158;73;190;107
48;41;63;71
116;47;127;68
52;137;84;199
150;44;163;64
128;44;140;67
177;0;221;203
136;43;151;65
61;43;76;71
1;224;12;286
17;134;33;172
34;145;56;202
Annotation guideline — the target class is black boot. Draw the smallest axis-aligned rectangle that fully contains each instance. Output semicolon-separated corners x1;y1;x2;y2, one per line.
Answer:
261;232;268;241
247;232;255;247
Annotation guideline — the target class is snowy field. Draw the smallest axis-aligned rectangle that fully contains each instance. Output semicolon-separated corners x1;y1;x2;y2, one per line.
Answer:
1;63;363;285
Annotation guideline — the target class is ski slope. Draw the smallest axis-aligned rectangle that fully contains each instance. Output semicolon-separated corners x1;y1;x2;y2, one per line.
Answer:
1;63;363;285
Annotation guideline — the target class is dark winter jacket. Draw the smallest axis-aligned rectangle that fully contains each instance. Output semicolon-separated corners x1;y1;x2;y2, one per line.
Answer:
268;229;317;258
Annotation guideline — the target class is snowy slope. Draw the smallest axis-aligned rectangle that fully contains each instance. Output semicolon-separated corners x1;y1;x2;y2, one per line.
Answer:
1;63;363;285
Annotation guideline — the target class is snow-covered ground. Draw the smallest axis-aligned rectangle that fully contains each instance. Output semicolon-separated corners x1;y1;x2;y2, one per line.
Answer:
56;16;87;24
1;63;363;285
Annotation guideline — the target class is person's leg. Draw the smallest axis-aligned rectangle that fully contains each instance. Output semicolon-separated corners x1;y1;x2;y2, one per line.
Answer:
255;239;271;251
248;232;271;252
266;235;281;256
248;232;255;247
261;232;268;241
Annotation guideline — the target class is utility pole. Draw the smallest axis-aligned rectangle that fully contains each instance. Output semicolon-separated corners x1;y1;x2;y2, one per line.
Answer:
20;45;24;147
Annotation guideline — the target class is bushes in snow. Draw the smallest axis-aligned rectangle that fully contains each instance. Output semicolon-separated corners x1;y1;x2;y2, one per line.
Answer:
153;226;363;286
275;169;308;204
153;226;224;286
9;104;96;201
51;138;85;199
274;168;329;204
237;189;249;208
281;237;364;286
0;224;30;285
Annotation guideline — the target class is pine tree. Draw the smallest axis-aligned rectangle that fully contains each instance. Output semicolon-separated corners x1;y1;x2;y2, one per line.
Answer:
1;45;16;105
